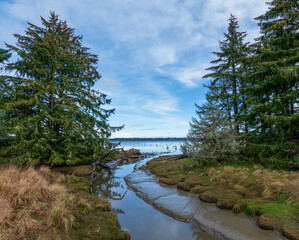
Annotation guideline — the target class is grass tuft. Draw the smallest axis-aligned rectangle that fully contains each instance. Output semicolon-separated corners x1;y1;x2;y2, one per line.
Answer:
77;198;93;214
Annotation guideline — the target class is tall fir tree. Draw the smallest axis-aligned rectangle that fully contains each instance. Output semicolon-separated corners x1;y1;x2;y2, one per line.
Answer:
184;15;249;163
1;12;122;165
185;93;241;163
203;14;251;134
246;0;299;167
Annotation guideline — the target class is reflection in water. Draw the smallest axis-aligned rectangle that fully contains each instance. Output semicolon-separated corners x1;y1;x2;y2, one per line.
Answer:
92;140;219;240
93;171;128;200
92;141;284;240
110;190;217;240
112;208;125;215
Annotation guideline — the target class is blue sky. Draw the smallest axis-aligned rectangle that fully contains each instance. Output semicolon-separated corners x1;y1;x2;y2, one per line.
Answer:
0;0;268;137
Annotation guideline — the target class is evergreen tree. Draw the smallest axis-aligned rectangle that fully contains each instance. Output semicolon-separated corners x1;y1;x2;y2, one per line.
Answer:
1;12;122;165
0;48;11;64
203;14;250;134
246;0;299;167
0;48;12;145
185;93;241;164
184;15;248;164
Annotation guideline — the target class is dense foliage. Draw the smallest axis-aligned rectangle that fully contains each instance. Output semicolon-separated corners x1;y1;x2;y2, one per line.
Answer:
0;13;122;166
0;49;12;145
185;1;299;169
245;0;299;167
185;92;242;164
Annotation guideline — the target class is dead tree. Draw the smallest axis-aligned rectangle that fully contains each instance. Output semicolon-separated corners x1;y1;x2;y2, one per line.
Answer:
89;147;129;194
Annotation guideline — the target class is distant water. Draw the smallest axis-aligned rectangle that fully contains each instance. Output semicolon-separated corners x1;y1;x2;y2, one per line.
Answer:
110;140;184;154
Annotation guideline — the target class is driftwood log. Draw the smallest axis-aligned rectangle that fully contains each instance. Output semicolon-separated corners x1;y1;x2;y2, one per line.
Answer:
89;147;129;194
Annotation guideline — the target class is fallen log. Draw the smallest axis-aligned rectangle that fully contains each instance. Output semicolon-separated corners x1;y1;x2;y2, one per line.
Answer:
89;147;129;195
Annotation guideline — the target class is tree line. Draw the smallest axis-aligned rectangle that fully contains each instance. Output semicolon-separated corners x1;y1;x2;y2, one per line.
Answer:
184;0;298;169
0;12;122;166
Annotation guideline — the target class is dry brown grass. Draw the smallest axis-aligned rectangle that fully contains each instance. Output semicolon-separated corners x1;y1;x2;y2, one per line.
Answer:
0;166;79;240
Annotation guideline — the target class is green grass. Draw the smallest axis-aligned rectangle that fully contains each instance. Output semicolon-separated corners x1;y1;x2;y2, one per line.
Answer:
71;206;129;240
184;158;196;165
66;175;90;192
147;164;158;169
246;201;298;224
220;159;260;168
277;194;291;203
65;174;130;240
272;176;285;180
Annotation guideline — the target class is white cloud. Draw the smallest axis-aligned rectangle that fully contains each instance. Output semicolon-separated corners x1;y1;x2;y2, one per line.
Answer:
97;76;126;95
142;96;178;115
150;45;176;67
0;0;269;137
110;114;189;138
175;69;204;88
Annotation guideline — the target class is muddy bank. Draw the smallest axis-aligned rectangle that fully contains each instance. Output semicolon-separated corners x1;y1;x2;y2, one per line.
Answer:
141;155;299;240
53;148;142;177
92;154;221;240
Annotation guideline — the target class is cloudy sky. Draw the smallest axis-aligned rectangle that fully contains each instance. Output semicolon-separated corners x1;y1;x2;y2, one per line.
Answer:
0;0;269;137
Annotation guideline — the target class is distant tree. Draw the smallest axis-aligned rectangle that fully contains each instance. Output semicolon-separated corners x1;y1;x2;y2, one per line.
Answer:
203;14;250;134
245;0;299;167
1;12;122;165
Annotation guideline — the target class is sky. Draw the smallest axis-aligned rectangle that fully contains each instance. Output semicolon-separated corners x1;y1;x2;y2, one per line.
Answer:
0;0;269;138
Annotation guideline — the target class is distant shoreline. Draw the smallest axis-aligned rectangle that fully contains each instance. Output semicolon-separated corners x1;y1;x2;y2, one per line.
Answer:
109;137;187;142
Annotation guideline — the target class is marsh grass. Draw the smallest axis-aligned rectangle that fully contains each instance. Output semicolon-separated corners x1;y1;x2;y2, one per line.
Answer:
0;166;129;240
145;155;299;238
0;166;76;239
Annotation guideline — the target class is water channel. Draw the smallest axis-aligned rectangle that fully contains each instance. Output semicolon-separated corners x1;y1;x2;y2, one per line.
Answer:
92;141;286;240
